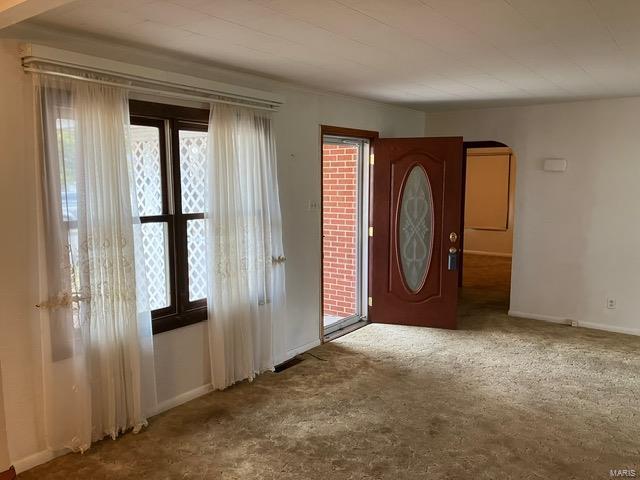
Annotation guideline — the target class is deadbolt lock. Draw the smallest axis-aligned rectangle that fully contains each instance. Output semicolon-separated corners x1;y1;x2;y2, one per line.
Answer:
448;247;459;270
449;232;458;243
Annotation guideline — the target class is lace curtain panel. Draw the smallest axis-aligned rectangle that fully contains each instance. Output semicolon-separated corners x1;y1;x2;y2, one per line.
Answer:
205;104;287;390
36;74;156;452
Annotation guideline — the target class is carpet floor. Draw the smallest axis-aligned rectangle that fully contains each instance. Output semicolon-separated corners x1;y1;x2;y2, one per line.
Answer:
20;256;640;479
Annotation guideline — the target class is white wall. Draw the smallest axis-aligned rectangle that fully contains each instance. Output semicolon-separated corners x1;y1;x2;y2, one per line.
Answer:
426;98;640;334
0;30;425;469
0;39;45;466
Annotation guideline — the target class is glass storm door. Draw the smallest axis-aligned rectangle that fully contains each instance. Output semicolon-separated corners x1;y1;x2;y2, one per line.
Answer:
321;135;369;336
369;137;463;329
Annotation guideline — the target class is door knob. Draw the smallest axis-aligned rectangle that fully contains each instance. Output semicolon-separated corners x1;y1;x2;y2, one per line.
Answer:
449;232;458;242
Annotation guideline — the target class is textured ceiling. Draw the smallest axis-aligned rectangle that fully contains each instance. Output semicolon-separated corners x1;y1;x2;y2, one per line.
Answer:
27;0;640;110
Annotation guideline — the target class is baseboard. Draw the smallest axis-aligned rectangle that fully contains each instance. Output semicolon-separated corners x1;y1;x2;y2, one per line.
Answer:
153;340;323;415
508;310;640;337
11;384;213;480
154;383;213;416
13;383;215;474
508;310;571;325
12;382;218;474
576;321;640;337
154;339;324;415
464;249;512;258
286;339;321;359
13;448;67;474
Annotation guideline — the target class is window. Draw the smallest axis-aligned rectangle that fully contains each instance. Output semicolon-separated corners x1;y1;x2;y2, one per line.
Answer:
130;101;209;334
55;107;83;329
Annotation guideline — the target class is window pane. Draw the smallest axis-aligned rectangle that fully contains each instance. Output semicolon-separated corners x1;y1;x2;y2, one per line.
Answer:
56;116;77;223
141;222;170;310
187;219;206;301
179;130;207;213
131;125;163;216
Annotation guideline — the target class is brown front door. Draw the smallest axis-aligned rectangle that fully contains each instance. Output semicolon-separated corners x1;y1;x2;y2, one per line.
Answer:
370;137;463;329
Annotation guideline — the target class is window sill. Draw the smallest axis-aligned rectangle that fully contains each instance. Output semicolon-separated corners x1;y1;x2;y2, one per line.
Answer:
152;307;207;335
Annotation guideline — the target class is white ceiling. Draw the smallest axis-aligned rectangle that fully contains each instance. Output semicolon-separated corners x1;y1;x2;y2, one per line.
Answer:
25;0;640;110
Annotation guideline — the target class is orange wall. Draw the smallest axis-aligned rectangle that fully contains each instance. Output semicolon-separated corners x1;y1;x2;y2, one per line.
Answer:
464;148;516;256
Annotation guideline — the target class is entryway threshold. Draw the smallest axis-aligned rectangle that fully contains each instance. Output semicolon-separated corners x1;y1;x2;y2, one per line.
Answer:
323;318;369;342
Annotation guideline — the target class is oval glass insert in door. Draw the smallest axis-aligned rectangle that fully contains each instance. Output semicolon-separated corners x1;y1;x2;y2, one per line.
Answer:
398;165;434;292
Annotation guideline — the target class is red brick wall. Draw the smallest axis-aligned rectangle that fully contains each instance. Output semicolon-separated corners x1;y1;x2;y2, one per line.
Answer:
322;143;358;318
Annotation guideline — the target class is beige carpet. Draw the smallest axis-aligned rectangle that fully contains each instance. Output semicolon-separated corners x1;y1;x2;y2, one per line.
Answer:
20;256;640;479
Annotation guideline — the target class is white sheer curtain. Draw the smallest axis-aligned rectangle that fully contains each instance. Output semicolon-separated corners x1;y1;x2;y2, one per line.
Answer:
205;104;287;390
36;74;156;453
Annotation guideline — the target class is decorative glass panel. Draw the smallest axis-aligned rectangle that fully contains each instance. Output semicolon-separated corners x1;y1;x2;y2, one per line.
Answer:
131;125;163;216
141;222;170;310
399;166;433;293
179;130;207;214
187;219;207;301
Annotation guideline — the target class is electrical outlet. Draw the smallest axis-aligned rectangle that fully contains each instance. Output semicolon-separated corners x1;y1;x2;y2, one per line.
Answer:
607;297;616;309
307;200;320;211
570;320;578;327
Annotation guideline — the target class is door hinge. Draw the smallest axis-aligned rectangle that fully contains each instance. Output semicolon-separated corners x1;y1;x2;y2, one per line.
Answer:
368;226;374;237
369;153;374;165
368;296;373;307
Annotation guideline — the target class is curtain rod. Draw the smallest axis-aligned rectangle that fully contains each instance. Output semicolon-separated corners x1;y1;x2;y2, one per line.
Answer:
23;66;280;112
23;56;281;106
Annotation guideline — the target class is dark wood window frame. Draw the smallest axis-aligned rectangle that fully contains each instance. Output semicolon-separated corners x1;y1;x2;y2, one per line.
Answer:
130;100;210;334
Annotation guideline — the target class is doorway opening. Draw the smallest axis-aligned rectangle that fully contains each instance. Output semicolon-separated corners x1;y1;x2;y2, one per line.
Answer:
460;143;516;311
320;127;375;338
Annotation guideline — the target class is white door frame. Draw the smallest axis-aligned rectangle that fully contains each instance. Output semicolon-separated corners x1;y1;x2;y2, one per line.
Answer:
320;133;370;338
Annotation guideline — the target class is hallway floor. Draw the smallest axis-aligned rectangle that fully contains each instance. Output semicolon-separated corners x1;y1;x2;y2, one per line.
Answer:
20;255;640;479
461;252;512;309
